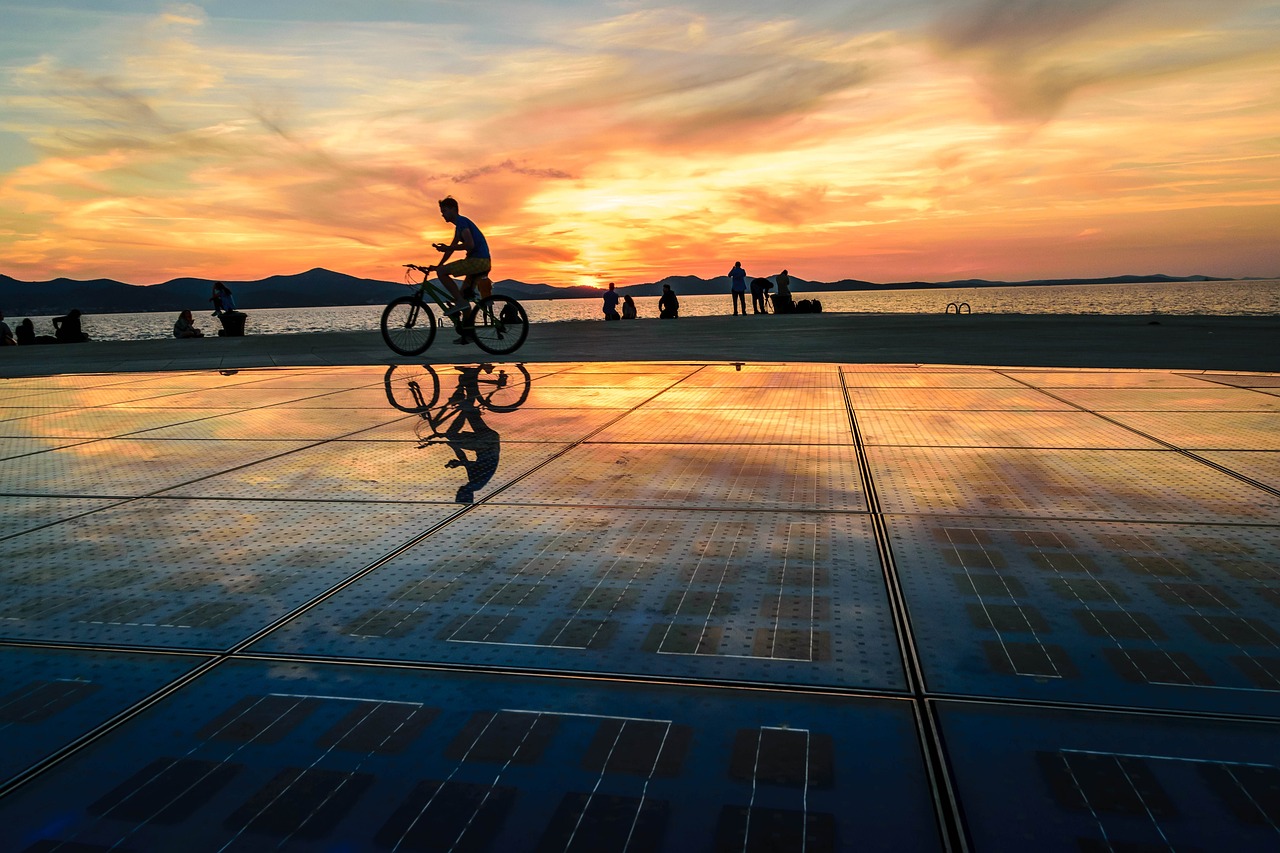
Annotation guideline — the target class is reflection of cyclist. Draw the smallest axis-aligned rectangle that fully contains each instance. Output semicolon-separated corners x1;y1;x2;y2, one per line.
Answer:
443;366;500;503
423;196;491;317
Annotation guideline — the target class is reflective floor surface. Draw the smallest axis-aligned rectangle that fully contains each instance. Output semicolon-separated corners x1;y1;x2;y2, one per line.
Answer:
1;361;1278;851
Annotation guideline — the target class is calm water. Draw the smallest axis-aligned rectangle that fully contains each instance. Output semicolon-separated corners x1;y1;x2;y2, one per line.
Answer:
16;279;1279;342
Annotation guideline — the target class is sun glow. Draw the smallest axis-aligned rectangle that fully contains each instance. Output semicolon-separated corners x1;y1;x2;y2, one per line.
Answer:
0;2;1277;285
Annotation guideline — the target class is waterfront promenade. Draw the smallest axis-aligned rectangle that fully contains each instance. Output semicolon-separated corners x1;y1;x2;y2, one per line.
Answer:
3;312;1280;376
1;315;1278;850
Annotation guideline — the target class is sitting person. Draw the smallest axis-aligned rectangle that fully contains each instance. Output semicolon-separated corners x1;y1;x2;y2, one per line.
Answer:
0;311;14;346
622;294;637;319
210;281;234;316
16;318;53;344
658;284;679;319
210;282;248;335
174;310;204;338
52;309;90;343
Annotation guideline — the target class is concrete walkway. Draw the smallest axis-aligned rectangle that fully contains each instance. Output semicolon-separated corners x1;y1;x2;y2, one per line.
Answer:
3;313;1279;377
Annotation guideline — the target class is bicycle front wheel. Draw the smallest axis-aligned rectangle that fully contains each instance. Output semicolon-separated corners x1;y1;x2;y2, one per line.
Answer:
468;295;529;355
381;295;436;356
383;364;441;413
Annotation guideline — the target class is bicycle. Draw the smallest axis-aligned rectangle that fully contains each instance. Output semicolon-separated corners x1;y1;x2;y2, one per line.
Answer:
383;363;532;503
383;363;532;416
380;263;530;357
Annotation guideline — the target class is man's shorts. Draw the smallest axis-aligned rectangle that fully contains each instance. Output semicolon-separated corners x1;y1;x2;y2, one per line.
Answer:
440;257;492;277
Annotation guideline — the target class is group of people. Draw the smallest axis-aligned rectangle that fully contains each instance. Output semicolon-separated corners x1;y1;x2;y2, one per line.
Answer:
0;309;90;346
597;262;796;323
601;282;680;320
174;281;244;338
729;262;792;314
1;281;245;348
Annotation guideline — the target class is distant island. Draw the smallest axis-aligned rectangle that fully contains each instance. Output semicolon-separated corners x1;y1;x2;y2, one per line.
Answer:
0;268;1241;316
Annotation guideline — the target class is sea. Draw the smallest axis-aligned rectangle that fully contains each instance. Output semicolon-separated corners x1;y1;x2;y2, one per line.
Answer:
13;279;1279;343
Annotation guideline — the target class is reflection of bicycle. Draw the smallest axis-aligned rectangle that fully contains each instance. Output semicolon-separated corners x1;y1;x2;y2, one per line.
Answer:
383;363;531;415
381;263;530;356
384;363;532;503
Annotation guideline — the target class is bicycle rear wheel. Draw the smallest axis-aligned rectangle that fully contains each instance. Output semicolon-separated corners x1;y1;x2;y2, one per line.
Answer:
483;363;533;411
381;295;436;356
467;295;529;355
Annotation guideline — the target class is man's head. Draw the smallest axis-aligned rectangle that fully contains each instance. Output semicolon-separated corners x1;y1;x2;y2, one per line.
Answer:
608;282;615;291
439;195;460;223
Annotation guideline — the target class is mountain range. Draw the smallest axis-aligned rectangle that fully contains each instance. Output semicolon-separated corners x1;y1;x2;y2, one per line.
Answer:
0;267;1231;316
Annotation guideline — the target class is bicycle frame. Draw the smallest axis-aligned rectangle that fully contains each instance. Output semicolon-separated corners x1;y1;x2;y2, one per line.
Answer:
403;268;476;327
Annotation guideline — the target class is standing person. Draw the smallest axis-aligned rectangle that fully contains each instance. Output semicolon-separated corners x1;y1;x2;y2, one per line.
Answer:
0;310;14;346
773;269;793;313
659;284;679;319
602;282;621;321
173;310;204;338
424;195;491;316
728;261;747;315
52;309;89;343
621;294;637;319
750;277;772;314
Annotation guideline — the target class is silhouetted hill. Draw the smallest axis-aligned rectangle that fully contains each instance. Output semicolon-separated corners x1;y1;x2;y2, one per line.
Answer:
0;268;1240;315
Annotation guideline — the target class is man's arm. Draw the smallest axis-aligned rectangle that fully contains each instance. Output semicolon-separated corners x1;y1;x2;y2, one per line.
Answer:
433;225;475;265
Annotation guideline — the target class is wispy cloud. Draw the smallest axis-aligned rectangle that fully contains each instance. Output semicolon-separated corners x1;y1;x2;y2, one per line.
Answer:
0;1;1277;283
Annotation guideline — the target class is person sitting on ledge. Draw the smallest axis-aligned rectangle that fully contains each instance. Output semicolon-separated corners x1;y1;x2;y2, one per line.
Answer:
659;284;679;319
0;310;14;346
174;310;204;338
52;309;90;343
18;318;55;344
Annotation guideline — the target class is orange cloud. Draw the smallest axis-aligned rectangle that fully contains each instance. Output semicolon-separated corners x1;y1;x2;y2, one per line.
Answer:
0;2;1277;287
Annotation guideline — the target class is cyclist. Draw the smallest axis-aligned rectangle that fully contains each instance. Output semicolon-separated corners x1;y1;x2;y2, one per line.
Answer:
424;195;491;318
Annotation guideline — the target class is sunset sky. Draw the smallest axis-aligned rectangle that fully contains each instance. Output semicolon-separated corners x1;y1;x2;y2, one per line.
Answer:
1;0;1278;287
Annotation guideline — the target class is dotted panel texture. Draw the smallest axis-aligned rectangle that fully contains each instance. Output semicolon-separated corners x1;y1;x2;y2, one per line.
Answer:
649;385;850;410
0;408;246;439
1007;370;1219;388
254;505;903;690
1101;411;1280;450
0;495;121;538
0;438;315;498
846;387;1073;411
0;648;207;786
0;661;943;853
889;516;1280;715
591;407;854;445
866;446;1280;522
1200;451;1280;491
139;407;411;441
856;410;1161;449
164;439;564;503
937;701;1280;853
841;369;1026;388
0;498;455;649
498;443;869;511
2;361;1278;850
1047;387;1280;412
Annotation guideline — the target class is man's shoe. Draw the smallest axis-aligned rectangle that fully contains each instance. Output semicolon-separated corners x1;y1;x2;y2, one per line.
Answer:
442;303;466;318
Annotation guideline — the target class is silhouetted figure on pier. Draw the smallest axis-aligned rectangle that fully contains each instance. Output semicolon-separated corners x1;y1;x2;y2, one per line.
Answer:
659;284;679;319
53;309;89;343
